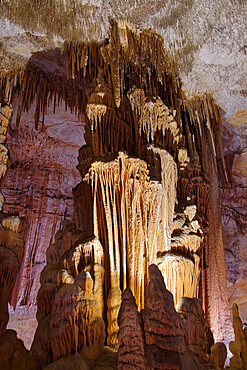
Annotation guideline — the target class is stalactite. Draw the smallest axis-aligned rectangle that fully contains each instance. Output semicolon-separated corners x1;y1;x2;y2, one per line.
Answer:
84;151;177;314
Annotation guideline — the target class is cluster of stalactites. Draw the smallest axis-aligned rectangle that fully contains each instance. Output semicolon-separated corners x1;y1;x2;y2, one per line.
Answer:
67;21;180;110
180;94;228;186
84;151;177;311
0;21;183;138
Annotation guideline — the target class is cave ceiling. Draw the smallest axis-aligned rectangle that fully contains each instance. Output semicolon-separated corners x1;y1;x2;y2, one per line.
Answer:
0;0;246;120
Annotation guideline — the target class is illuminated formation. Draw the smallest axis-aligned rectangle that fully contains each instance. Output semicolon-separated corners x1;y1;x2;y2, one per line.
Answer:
0;19;244;369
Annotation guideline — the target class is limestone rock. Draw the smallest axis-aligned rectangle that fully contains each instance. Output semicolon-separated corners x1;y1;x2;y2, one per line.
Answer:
36;265;58;323
0;329;30;370
43;353;91;370
229;303;247;369
142;264;185;369
209;342;227;369
107;286;122;349
30;314;52;369
0;214;27;335
176;297;209;367
85;151;177;312
117;288;146;369
158;253;200;306
94;347;117;370
0;18;240;361
50;271;105;362
2;100;83;310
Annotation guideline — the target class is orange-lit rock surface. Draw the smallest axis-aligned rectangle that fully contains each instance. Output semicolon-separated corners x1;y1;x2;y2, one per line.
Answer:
0;19;241;368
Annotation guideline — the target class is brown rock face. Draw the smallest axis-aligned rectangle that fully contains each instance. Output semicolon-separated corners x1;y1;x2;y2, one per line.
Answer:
176;297;209;367
117;288;146;369
142;264;185;369
2;97;83;310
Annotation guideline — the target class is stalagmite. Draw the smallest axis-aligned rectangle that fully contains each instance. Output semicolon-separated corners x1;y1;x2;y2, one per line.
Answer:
33;221;106;365
141;264;185;369
30;314;53;369
229;303;247;369
117;288;147;369
50;271;105;361
209;342;227;369
176;297;209;368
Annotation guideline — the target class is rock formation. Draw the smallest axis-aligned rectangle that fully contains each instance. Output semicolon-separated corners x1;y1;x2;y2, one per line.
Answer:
0;103;30;368
117;265;213;370
2;96;83;311
0;215;27;333
229;303;247;369
50;271;105;361
0;100;11;210
221;114;247;325
30;220;106;367
209;342;227;369
117;288;146;369
0;5;244;367
142;264;185;369
177;297;210;369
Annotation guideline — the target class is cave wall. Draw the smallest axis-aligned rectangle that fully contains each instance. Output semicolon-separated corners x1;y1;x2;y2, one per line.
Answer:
221;111;247;324
2;97;84;348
